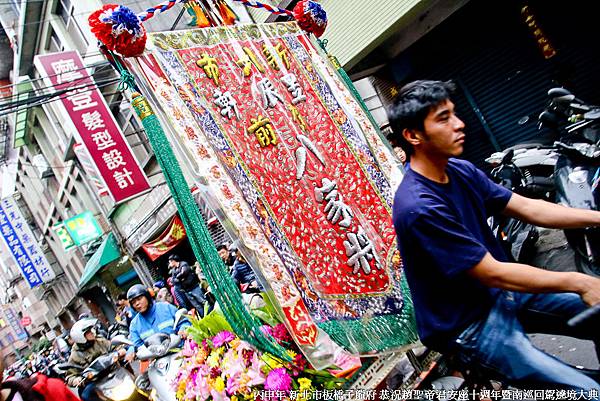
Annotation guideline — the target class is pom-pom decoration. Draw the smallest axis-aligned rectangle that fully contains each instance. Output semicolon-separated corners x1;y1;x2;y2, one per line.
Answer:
88;4;147;57
292;0;328;38
89;0;327;58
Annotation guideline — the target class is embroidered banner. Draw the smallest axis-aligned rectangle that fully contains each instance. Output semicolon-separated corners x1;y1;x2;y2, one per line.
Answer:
131;22;416;355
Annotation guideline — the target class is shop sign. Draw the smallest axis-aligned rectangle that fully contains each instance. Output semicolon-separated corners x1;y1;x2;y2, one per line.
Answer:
63;211;103;246
2;307;28;340
0;197;55;288
142;215;187;261
20;316;32;326
51;222;76;251
34;51;150;205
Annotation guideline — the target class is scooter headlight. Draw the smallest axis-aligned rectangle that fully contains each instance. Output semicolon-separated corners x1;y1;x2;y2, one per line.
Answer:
104;376;136;401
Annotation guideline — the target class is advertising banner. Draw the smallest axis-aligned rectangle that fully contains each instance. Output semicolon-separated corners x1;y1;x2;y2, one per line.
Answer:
142;215;187;261
34;51;150;205
0;197;55;288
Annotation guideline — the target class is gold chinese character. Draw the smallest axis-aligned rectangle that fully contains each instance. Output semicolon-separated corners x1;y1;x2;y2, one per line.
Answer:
248;116;278;147
196;53;220;86
274;43;290;70
171;224;185;240
288;104;308;133
236;47;265;77
262;44;279;71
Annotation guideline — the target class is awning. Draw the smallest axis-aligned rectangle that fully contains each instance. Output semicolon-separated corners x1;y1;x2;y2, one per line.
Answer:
78;233;121;289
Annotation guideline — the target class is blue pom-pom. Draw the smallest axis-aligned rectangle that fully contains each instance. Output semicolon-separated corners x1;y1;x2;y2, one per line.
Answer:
307;1;327;25
102;5;143;37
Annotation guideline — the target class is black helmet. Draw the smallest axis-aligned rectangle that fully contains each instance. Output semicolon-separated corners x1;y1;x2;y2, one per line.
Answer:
127;284;151;302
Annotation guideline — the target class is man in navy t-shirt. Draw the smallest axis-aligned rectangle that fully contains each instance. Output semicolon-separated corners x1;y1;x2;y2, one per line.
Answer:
390;80;600;391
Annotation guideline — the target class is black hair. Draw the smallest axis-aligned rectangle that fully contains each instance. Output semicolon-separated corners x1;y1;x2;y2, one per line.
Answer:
388;80;456;156
117;292;127;301
217;244;228;252
168;254;180;262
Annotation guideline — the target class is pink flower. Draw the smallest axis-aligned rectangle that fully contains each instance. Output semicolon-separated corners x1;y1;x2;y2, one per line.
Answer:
271;324;291;344
182;338;199;357
264;368;292;392
213;331;236;348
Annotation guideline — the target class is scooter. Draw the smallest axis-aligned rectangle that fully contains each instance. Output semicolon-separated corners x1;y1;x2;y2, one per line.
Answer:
64;336;148;401
135;310;187;401
486;146;557;263
539;87;600;276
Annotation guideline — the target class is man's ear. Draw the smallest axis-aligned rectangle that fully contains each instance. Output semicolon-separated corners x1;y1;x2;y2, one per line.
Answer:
402;128;423;147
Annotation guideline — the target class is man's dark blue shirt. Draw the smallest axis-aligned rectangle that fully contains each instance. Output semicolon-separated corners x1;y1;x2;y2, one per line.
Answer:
393;158;512;350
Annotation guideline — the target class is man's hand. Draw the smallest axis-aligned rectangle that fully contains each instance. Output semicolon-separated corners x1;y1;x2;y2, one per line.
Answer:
178;329;188;339
575;274;600;306
124;351;136;363
117;348;127;358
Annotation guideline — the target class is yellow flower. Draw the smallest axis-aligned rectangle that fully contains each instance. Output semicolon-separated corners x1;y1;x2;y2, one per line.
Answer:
207;351;221;368
298;378;312;391
214;376;225;392
231;396;239;401
286;350;297;360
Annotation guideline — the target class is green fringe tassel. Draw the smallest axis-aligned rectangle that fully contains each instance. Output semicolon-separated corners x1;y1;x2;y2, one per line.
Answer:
131;93;289;361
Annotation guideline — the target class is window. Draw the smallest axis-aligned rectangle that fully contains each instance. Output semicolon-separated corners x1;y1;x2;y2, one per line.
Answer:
53;0;89;51
55;0;71;25
46;26;63;53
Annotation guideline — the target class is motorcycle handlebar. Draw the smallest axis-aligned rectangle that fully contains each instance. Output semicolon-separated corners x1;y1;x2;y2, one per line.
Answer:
567;304;600;327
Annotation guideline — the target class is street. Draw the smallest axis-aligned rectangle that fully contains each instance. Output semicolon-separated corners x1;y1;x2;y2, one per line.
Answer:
530;227;599;369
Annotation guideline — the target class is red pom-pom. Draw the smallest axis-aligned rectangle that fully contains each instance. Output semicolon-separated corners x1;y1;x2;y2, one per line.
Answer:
88;4;147;57
293;0;327;38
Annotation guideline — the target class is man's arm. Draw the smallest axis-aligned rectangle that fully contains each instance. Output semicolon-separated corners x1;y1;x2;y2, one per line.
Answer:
468;252;600;305
503;193;600;229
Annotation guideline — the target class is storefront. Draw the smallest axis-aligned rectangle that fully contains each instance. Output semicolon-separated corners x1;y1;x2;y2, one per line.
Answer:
367;0;600;167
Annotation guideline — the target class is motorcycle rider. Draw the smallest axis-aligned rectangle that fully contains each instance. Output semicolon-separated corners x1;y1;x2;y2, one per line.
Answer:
124;284;191;363
66;319;126;401
390;80;600;392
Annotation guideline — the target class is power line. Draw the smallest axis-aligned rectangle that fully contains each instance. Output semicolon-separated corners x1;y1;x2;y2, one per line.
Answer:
1;0;178;34
0;57;110;93
0;61;113;104
0;77;122;118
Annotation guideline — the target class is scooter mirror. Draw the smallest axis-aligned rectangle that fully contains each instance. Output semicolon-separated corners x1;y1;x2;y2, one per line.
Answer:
553;94;575;105
173;309;187;330
548;87;572;98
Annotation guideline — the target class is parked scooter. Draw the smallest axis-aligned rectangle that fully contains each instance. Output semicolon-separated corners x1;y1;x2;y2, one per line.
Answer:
485;145;558;263
65;335;148;401
134;310;187;401
539;87;600;276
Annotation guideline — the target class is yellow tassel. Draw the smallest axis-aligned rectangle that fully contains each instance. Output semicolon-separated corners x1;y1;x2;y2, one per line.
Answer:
218;0;238;25
186;1;211;28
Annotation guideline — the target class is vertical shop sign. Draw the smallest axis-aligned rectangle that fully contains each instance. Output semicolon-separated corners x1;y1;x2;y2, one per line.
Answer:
0;197;55;287
2;307;28;340
34;51;150;204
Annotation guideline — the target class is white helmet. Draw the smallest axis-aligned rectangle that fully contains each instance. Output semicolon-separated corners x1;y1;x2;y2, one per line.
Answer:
70;318;97;344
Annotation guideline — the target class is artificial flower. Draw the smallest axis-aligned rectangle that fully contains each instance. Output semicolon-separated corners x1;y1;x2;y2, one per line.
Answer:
213;330;236;347
264;368;292;392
